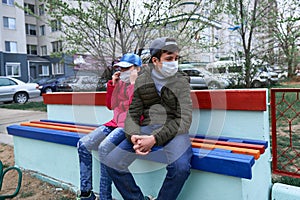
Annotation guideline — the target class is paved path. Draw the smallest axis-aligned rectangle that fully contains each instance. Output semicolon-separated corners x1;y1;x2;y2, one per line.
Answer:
0;108;47;145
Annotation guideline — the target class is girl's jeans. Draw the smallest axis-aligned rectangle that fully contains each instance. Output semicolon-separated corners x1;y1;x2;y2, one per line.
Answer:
101;125;193;200
77;125;125;200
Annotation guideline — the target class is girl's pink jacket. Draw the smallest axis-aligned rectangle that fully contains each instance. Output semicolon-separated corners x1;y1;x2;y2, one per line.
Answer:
103;80;134;128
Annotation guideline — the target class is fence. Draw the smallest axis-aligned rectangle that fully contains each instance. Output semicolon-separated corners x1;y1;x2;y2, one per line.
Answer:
271;88;300;178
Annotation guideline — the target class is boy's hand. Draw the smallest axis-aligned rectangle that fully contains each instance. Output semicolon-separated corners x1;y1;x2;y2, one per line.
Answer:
131;135;156;155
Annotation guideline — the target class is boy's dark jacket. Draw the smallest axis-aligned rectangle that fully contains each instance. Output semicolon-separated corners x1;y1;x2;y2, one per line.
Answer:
124;66;192;146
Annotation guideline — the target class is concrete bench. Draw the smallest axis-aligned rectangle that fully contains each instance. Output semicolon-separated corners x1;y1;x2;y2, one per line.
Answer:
7;90;272;200
7;119;268;180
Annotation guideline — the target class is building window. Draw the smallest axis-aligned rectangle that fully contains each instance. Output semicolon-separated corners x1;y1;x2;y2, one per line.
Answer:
24;3;35;15
39;25;45;36
27;45;37;55
25;24;37;35
3;17;16;29
6;62;21;77
39;65;49;76
41;45;47;56
51;41;62;52
5;41;17;53
51;20;62;32
165;24;177;31
52;63;64;75
39;4;45;15
2;0;14;6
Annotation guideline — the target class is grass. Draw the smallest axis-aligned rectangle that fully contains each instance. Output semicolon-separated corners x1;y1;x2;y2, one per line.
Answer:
270;80;300;187
273;175;300;187
0;101;47;112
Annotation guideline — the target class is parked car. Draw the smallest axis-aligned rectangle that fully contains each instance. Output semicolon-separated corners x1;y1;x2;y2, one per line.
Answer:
179;64;230;89
65;76;99;91
179;68;208;90
0;76;40;104
206;60;277;88
206;61;247;87
296;68;300;77
96;78;108;91
273;65;288;80
34;76;73;94
257;65;279;85
250;71;270;88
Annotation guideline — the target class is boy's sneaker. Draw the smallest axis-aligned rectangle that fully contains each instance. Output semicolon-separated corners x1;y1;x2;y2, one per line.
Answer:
77;191;96;200
144;195;156;200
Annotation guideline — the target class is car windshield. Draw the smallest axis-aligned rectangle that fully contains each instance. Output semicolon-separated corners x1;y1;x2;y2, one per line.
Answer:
183;70;201;76
65;77;79;83
57;77;69;83
45;79;57;84
33;78;49;84
199;70;211;76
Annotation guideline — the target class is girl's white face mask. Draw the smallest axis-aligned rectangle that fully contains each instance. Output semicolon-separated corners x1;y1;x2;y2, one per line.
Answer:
159;61;178;77
119;70;131;83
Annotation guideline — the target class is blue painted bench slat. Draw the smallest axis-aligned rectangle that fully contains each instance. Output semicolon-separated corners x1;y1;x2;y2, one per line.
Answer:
7;122;264;179
192;134;268;149
7;125;83;147
192;148;254;179
40;119;100;127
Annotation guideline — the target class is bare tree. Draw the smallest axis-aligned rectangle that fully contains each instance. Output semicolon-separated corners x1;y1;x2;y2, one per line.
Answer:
268;0;300;78
16;0;223;77
221;0;278;87
32;0;221;75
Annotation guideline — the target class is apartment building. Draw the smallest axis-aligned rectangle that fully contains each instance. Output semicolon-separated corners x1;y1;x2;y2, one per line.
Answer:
0;0;27;81
0;0;73;82
172;1;241;64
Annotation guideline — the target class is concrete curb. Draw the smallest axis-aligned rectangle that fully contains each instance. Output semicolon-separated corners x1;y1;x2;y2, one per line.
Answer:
0;108;47;146
0;134;13;146
272;183;300;200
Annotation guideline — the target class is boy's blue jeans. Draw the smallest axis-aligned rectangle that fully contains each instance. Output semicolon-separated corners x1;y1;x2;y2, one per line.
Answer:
77;125;125;200
102;125;193;200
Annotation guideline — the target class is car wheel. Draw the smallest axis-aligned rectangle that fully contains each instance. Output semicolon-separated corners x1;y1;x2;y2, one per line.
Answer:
45;87;53;93
279;75;287;81
208;82;221;90
252;80;262;88
14;92;28;104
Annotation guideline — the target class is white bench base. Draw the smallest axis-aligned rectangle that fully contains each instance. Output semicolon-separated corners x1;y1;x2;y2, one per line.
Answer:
13;135;271;200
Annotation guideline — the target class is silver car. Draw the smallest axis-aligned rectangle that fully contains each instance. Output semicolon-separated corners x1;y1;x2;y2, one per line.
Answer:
0;77;40;104
180;67;230;89
65;76;99;92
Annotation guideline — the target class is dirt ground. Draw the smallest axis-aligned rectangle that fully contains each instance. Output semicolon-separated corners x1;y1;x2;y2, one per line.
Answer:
0;143;76;200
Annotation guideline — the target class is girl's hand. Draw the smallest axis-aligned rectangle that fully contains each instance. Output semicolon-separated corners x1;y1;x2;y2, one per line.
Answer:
112;71;120;85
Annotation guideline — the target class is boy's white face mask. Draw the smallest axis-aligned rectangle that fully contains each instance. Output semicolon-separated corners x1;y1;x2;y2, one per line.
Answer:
159;61;178;77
